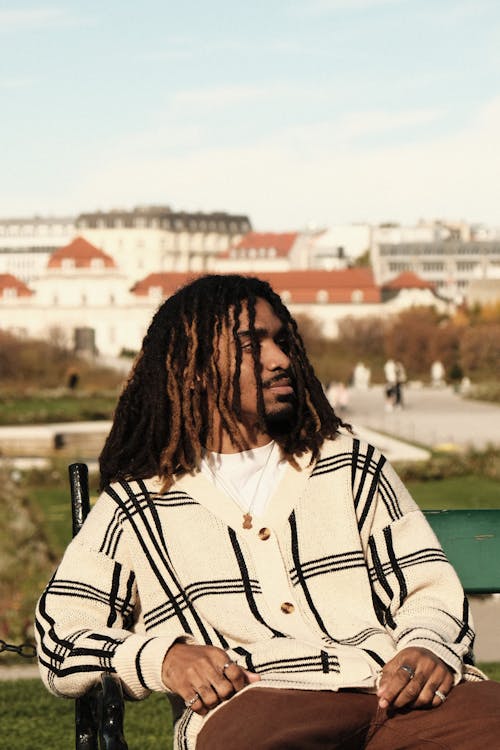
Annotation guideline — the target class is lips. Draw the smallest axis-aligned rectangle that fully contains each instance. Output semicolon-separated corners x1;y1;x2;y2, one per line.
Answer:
266;378;294;394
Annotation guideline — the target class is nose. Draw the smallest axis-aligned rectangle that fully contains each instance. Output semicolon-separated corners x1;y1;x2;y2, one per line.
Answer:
264;340;291;372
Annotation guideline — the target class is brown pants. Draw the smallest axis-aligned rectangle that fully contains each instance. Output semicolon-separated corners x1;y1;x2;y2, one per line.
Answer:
196;681;500;750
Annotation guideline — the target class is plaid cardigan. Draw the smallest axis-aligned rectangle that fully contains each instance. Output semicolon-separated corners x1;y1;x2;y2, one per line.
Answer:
35;434;481;749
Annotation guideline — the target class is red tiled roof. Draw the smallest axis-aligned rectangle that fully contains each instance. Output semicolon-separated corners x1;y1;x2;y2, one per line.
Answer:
383;272;435;290
220;232;298;259
0;273;34;297
131;269;380;304
48;236;116;269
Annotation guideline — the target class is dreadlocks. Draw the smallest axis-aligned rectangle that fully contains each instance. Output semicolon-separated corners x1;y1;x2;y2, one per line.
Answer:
99;274;347;490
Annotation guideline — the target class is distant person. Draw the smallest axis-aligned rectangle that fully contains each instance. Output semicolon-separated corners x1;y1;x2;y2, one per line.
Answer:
353;361;371;389
326;380;349;413
36;275;500;750
66;367;80;390
384;358;397;411
394;361;406;409
431;360;445;388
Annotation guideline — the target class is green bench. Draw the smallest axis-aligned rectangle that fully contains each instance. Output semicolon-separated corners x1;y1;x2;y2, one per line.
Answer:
68;464;500;749
424;509;500;594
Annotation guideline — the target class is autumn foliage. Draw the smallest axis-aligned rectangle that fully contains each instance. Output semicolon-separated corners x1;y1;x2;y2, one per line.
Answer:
298;304;500;385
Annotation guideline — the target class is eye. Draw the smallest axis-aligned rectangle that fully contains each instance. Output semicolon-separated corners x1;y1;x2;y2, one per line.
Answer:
275;335;289;352
240;339;254;352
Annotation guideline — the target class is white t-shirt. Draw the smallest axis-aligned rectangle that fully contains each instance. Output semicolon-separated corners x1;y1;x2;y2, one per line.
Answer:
200;440;286;517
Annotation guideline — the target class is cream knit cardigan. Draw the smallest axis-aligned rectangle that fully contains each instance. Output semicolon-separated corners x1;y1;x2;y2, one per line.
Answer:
35;434;483;749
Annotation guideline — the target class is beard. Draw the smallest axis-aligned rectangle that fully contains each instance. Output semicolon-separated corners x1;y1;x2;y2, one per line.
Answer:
263;392;297;437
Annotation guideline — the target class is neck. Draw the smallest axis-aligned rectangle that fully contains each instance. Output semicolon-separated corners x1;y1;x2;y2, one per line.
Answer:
205;423;272;454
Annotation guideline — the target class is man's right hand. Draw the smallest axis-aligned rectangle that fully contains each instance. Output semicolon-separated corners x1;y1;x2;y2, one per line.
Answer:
162;642;260;716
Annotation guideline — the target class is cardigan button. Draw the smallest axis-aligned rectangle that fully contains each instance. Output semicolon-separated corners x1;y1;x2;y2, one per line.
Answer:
280;602;295;614
258;527;271;540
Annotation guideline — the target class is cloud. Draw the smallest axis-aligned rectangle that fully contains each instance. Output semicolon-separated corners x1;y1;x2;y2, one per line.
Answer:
0;76;35;89
173;83;291;108
0;7;93;30
296;0;406;13
37;96;500;230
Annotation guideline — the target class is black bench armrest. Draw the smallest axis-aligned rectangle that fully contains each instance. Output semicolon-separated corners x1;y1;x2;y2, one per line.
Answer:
76;673;128;750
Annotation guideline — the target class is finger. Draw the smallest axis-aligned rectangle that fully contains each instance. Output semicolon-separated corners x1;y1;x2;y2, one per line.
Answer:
412;665;454;708
378;663;417;708
391;670;426;708
194;679;223;710
431;685;450;708
220;660;251;692
183;691;207;717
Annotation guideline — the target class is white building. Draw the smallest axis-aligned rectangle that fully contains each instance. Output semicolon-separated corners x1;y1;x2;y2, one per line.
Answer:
0;215;75;283
370;220;500;301
76;205;251;283
217;225;371;274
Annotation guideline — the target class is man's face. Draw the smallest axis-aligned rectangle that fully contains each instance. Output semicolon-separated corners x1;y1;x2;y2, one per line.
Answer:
211;297;296;448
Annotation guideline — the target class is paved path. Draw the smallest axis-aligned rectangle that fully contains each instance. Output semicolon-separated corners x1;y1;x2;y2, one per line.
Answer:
346;385;500;452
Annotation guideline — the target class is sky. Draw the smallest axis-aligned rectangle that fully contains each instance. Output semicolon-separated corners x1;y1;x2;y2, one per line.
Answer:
1;0;499;231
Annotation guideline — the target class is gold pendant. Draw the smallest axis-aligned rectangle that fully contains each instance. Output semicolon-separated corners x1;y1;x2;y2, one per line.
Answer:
243;513;253;529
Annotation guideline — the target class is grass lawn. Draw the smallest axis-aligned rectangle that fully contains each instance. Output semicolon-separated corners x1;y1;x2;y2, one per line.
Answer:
0;393;117;425
0;678;174;750
407;475;500;509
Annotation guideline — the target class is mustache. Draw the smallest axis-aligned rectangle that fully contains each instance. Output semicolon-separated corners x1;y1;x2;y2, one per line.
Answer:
263;371;294;389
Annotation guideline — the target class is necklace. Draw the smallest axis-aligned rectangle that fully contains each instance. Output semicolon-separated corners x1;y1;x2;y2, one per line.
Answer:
202;441;278;529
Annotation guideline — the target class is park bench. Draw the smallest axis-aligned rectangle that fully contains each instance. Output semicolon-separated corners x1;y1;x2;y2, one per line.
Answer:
68;462;500;750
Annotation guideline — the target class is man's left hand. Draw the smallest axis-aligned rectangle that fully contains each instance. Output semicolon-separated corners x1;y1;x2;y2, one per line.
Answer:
377;647;454;710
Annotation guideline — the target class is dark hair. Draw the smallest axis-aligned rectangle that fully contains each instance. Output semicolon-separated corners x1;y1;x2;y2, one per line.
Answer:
99;274;346;489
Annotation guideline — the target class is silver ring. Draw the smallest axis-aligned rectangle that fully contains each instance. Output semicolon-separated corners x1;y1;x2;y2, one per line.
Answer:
434;689;447;703
184;692;200;709
222;660;234;673
399;664;415;679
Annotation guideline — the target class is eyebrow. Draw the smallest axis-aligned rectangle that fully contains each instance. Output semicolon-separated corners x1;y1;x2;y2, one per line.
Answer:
236;325;286;340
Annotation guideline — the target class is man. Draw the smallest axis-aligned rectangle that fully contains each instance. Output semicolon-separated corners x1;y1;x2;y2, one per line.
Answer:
36;274;499;749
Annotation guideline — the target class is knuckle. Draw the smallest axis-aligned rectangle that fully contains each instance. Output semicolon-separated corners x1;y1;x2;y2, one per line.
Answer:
406;682;421;699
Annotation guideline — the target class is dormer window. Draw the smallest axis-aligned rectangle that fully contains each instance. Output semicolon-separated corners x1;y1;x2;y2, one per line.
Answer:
316;289;329;303
351;289;364;303
61;258;75;270
90;258;104;269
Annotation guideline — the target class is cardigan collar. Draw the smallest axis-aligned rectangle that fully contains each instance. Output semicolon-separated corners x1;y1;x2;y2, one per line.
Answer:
169;449;315;532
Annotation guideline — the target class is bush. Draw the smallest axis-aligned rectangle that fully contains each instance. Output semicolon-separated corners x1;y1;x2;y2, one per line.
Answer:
0;467;56;645
394;446;500;483
0;331;125;392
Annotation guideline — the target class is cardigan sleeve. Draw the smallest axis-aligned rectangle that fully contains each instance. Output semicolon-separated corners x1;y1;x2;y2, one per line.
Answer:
34;489;196;700
365;456;476;681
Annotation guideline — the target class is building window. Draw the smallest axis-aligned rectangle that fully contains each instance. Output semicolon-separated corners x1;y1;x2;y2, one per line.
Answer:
281;290;292;303
90;258;104;269
61;258;75;270
351;289;364;303
316;289;329;303
422;262;444;272
2;287;17;299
